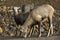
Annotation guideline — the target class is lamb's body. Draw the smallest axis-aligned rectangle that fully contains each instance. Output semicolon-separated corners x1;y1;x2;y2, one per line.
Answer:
20;4;54;37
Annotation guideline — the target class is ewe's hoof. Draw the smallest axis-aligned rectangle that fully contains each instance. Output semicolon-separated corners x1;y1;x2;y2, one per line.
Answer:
23;34;27;38
24;36;27;38
39;34;41;37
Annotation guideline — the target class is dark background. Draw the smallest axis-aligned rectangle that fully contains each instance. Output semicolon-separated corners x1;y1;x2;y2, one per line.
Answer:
0;0;60;10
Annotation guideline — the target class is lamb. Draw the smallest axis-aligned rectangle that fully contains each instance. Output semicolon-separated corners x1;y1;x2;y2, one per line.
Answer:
20;4;54;38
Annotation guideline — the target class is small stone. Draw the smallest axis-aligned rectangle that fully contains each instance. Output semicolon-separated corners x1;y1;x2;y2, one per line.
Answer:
0;27;3;33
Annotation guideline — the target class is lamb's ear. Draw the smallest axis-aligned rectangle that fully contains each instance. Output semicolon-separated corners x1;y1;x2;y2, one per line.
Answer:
30;3;34;10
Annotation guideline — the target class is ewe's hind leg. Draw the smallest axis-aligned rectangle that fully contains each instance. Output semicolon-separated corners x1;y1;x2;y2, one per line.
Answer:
50;16;53;35
47;15;53;37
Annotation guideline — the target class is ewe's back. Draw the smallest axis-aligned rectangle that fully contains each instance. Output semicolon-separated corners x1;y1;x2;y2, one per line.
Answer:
32;4;54;17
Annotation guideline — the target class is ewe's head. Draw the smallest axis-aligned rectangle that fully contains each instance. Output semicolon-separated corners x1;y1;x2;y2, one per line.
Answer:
21;3;34;13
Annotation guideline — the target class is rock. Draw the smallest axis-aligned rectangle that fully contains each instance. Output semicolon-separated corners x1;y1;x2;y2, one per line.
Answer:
0;27;3;33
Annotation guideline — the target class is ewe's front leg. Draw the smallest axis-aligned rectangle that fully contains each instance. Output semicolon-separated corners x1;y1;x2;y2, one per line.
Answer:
38;22;42;37
20;15;34;38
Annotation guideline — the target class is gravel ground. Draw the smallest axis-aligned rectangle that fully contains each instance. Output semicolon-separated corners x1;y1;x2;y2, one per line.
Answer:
0;36;60;40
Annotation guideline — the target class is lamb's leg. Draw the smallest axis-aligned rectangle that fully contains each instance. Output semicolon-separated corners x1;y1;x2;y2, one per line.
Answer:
41;18;47;23
28;27;33;37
